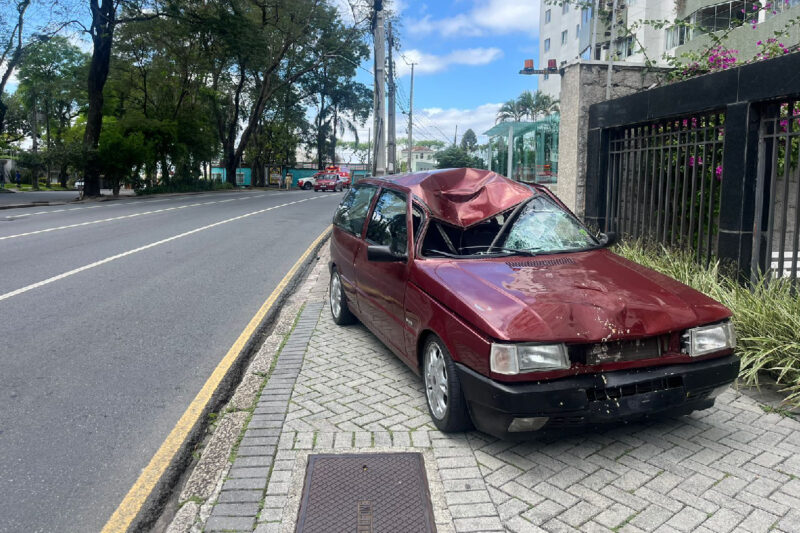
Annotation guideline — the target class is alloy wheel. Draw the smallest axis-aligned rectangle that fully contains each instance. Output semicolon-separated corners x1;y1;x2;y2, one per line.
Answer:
425;342;448;419
330;271;342;319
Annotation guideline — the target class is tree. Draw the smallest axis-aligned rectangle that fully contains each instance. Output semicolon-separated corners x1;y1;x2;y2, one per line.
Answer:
495;98;524;123
197;0;370;186
460;128;477;152
0;0;31;135
17;36;89;187
434;146;482;169
81;0;162;197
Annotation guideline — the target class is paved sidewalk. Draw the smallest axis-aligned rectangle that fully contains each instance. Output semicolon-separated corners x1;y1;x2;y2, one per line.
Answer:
203;264;800;533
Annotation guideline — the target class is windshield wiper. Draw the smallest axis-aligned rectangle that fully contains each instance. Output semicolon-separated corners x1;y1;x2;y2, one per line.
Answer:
485;247;541;256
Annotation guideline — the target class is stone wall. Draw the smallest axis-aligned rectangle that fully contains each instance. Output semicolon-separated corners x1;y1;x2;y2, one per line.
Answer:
557;61;669;219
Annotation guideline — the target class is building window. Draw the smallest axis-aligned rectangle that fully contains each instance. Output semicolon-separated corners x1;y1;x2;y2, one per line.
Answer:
562;3;568;14
544;38;550;52
545;9;551;23
666;24;690;49
543;73;549;81
561;30;568;45
582;7;592;24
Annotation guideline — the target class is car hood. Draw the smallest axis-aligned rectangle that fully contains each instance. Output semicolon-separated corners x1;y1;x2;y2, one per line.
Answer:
413;249;731;343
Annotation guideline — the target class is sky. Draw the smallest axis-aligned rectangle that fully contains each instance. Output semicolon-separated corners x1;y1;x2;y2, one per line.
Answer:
348;0;541;149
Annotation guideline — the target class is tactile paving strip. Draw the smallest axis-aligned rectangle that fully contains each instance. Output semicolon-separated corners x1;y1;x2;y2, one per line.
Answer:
296;452;436;533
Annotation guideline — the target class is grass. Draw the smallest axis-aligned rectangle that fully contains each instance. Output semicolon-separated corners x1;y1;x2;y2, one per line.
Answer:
615;239;800;407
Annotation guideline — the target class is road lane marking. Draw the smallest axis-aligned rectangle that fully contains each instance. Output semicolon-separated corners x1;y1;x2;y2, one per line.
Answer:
2;192;277;219
0;197;321;302
0;195;270;241
101;224;332;533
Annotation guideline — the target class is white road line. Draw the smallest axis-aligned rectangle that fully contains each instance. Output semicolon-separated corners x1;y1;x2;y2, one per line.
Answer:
0;196;320;302
0;195;265;241
2;192;274;219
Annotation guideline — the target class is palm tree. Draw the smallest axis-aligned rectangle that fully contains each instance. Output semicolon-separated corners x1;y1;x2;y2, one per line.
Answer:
495;98;525;123
517;90;537;121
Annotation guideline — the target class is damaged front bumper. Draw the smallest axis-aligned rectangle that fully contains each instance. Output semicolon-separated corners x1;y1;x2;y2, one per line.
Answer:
455;354;739;439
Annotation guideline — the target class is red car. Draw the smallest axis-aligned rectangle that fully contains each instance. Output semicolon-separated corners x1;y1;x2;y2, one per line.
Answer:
314;174;344;192
328;168;738;438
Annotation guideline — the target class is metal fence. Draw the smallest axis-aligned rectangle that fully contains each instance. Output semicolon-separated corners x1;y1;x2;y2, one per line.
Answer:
606;112;725;265
586;52;800;285
754;98;800;281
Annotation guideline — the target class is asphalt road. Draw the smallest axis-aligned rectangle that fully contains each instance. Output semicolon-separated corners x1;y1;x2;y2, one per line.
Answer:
0;189;344;532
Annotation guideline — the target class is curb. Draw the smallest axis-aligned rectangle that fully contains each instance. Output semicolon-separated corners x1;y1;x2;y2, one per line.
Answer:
0;201;71;210
109;228;331;533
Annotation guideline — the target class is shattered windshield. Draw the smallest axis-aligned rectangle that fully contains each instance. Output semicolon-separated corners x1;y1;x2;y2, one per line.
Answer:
421;194;597;258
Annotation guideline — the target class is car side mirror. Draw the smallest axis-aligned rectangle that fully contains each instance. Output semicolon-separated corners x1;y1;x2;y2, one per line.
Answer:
367;245;407;262
598;231;619;247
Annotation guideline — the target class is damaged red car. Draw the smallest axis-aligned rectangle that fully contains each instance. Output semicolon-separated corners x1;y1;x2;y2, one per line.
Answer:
328;168;739;439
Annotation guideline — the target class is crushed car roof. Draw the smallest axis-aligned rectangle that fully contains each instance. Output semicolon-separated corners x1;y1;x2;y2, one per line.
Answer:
379;168;534;228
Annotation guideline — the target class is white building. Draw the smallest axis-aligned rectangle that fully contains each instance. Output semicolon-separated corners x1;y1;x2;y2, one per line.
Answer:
538;1;676;98
400;146;437;172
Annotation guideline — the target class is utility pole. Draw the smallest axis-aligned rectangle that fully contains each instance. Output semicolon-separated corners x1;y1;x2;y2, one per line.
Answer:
372;0;386;177
453;125;458;147
590;0;599;60
367;126;371;171
387;21;396;174
407;62;415;173
606;0;619;99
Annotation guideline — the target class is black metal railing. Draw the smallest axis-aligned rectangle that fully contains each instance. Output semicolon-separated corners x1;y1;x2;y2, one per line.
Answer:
606;112;725;265
585;52;800;283
754;97;800;282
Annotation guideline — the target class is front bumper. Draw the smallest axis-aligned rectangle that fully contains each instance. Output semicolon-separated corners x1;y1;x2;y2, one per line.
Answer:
456;354;739;439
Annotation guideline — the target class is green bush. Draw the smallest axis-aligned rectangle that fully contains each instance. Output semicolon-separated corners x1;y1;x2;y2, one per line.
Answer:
615;239;800;406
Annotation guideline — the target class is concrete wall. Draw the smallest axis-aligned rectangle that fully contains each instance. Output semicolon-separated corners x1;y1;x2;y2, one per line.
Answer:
557;61;670;219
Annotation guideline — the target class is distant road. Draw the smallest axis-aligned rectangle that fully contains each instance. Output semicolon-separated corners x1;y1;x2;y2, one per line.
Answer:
0;189;344;532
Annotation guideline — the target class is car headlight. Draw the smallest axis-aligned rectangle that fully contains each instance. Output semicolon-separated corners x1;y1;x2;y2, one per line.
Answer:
681;321;736;357
490;343;570;375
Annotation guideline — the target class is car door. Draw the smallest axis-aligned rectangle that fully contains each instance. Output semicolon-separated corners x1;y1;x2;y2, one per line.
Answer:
331;184;379;316
355;187;411;360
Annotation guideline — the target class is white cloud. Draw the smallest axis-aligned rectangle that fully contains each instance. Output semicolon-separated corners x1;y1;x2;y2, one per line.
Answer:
395;47;503;77
408;0;539;38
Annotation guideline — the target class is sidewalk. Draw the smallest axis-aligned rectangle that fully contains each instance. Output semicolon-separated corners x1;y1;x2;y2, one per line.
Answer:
174;246;800;533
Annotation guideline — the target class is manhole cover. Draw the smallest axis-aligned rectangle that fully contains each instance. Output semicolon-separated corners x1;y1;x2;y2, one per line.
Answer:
296;453;436;533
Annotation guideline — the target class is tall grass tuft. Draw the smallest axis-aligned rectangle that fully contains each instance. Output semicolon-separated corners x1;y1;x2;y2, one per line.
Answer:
615;239;800;407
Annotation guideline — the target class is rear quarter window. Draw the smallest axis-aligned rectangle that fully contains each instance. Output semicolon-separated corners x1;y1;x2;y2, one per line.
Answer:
333;184;377;236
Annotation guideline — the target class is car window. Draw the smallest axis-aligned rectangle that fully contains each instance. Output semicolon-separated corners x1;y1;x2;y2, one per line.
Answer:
412;204;424;242
333;184;377;236
502;196;596;253
365;189;408;254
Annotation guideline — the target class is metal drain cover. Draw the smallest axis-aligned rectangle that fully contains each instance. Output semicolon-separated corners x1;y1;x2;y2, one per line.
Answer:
296;453;436;533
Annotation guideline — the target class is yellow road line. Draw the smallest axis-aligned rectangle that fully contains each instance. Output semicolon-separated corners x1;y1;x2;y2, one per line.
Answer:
102;225;332;533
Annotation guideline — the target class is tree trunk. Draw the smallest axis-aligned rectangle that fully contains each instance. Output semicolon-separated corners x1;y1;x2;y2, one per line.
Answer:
82;0;116;198
59;164;67;188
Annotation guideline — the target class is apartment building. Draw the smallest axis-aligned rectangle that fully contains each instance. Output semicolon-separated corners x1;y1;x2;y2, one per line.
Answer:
538;1;675;98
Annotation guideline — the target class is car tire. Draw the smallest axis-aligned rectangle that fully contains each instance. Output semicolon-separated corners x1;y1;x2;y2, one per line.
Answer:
303;182;312;190
329;267;356;325
422;335;473;433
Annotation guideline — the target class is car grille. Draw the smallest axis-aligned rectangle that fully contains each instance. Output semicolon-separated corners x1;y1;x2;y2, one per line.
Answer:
505;257;575;269
571;336;665;366
586;375;684;402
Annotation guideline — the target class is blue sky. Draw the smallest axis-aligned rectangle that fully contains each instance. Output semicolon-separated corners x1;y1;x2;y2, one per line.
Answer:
351;0;541;146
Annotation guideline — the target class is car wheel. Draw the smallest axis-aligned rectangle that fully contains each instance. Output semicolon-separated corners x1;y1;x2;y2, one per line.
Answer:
422;335;473;432
303;182;312;190
329;267;356;325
